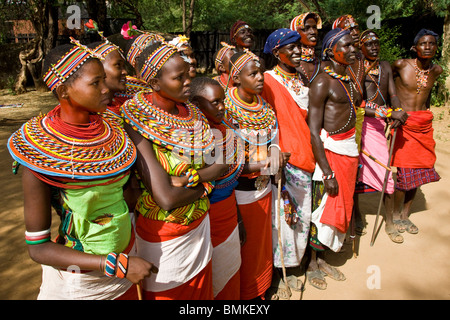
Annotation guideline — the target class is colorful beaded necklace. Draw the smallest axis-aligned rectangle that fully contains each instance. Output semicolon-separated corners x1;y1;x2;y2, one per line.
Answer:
324;66;350;82
273;64;304;94
224;87;277;146
211;122;245;189
414;58;430;94
121;91;215;158
8;105;136;181
300;46;315;62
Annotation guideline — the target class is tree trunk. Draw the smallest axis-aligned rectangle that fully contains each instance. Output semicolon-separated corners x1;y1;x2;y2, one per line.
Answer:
182;0;186;33
14;0;58;94
186;0;195;37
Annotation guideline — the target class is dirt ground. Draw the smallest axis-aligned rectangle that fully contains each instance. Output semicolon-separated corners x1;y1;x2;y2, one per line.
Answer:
0;88;449;300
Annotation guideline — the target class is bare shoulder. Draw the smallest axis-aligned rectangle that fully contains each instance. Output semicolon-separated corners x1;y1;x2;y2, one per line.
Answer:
392;59;409;70
432;63;443;76
310;72;329;88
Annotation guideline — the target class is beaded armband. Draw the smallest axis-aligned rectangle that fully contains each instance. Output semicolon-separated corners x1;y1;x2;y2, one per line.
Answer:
184;168;200;188
104;252;129;278
322;172;335;180
25;228;51;245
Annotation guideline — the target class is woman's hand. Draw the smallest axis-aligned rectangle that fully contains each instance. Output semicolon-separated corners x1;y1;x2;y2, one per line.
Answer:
126;256;158;284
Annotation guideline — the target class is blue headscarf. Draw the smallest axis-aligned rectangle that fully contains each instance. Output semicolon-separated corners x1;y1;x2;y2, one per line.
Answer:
321;27;351;61
263;28;301;54
413;29;439;45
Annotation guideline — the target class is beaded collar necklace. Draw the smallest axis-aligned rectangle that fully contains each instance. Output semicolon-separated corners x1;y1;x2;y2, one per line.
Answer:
224;87;277;146
8;106;136;181
211;122;245;189
122;91;214;157
274;64;304;93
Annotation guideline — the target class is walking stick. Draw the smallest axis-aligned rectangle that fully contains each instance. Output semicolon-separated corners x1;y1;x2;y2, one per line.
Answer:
137;282;143;300
370;127;397;246
277;176;291;298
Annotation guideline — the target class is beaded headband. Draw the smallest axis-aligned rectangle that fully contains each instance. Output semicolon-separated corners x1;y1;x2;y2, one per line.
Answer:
232;24;251;38
140;42;179;83
230;49;259;78
85;19;123;59
290;12;323;31
321;28;351;61
360;30;379;45
43;37;104;91
127;33;165;67
215;42;236;70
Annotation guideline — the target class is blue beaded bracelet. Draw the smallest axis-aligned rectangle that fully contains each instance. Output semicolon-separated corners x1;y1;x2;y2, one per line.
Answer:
104;252;118;277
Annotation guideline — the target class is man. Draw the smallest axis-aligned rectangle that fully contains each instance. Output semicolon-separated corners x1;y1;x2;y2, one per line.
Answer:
390;29;442;235
355;30;408;243
230;20;255;52
306;28;361;290
290;12;322;86
332;15;365;147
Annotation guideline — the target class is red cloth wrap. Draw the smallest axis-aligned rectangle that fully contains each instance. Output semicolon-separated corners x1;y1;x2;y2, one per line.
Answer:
209;191;238;247
238;191;273;300
391;110;436;169
143;262;213;300
262;73;316;172
320;129;359;233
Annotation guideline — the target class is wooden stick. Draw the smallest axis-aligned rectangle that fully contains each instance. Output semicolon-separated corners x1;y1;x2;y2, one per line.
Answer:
370;128;397;246
137;282;143;300
361;150;392;172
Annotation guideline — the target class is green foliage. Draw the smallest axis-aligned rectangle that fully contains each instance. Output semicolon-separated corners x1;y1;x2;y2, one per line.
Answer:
376;24;408;63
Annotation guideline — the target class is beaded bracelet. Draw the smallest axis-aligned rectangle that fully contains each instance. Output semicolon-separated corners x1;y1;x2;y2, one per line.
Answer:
322;171;335;180
104;252;129;278
116;253;129;279
374;105;389;118
25;228;51;245
104;252;118;278
184;168;200;188
386;109;393;118
201;181;214;198
394;108;403;111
